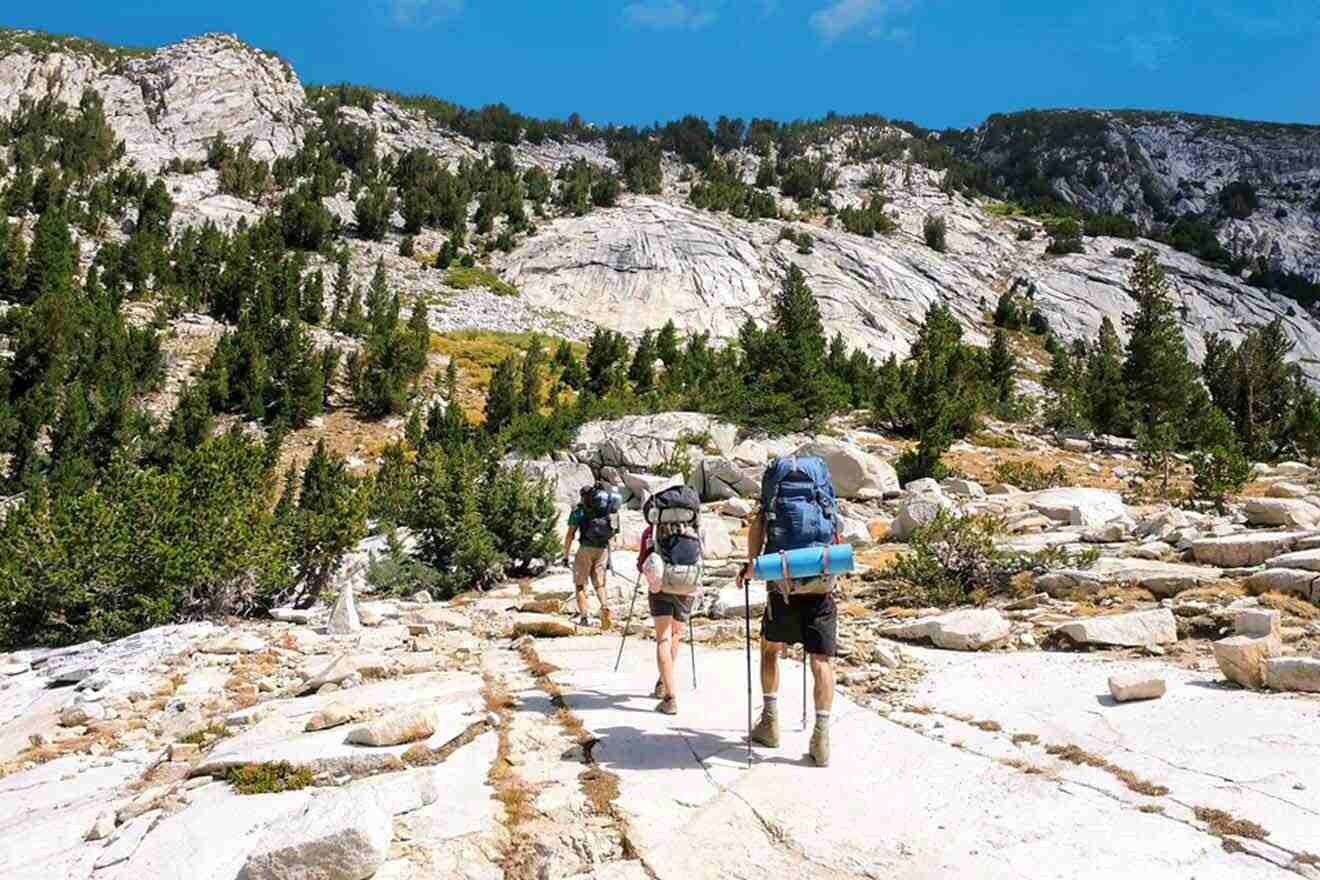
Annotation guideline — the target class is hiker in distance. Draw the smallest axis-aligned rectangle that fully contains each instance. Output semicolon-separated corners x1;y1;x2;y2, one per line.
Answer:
563;484;621;630
736;456;840;767
637;485;704;715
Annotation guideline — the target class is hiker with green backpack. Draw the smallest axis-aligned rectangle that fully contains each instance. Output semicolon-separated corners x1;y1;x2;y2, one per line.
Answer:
563;484;621;630
736;455;840;767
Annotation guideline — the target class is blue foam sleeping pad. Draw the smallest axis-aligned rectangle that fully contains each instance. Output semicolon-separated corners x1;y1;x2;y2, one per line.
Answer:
751;544;854;581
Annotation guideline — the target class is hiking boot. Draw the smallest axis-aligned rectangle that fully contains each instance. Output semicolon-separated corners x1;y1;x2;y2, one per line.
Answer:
809;722;831;767
599;607;613;631
751;705;780;748
657;696;678;715
575;614;590;628
652;678;666;699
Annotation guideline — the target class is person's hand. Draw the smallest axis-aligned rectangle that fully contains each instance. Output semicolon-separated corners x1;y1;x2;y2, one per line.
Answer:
735;560;752;589
561;555;571;569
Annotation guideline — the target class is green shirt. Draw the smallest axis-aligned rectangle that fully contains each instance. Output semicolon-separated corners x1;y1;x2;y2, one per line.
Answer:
568;504;611;549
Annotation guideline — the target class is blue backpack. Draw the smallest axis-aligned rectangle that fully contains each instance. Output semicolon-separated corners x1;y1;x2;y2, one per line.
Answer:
760;456;837;554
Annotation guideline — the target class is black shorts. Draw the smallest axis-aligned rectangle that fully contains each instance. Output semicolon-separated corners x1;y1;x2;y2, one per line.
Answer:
761;591;837;657
648;592;695;623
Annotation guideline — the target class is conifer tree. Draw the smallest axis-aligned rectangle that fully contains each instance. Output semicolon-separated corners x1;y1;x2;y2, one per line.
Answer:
656;319;680;367
520;335;546;415
485;356;519;432
343;285;366;336
22;207;76;306
2;222;25;299
301;269;325;325
987;328;1016;406
1083;316;1126;433
629;330;656;392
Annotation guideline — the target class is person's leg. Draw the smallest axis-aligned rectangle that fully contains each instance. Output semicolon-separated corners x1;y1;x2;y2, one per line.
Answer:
572;549;590;618
590;549;611;629
802;594;838;767
760;638;781;696
809;653;835;714
669;616;683;666
654;614;677;700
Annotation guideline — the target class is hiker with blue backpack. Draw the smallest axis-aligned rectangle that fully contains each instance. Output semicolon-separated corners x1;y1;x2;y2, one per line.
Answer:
735;455;841;767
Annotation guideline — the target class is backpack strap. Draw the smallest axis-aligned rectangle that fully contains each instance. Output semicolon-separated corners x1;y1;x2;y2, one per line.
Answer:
821;546;831;577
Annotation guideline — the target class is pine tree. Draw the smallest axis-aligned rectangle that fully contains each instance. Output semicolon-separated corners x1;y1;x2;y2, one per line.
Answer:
520;335;546;415
1083;316;1126;433
986;328;1016;405
330;249;351;326
286;439;370;607
405;294;431;377
656;319;680;367
628;329;656;392
485;356;519;432
2;224;26;301
893;302;981;481
343;285;366;336
1121;250;1199;492
22;207;76;306
301;269;325;325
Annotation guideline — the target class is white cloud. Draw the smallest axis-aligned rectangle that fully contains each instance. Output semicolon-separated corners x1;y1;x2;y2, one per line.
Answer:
623;1;718;30
385;0;464;27
809;0;913;43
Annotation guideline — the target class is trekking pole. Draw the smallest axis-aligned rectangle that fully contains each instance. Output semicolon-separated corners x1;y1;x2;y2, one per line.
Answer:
802;651;808;731
612;574;642;673
689;616;697;689
744;576;753;768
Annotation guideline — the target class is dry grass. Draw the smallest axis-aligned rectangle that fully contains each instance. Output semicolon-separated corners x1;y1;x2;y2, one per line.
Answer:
1295;852;1320;866
517;641;561;678
1137;804;1165;814
999;757;1050;776
579;767;621;813
1094;585;1157;605
1193;806;1269;840
1044;743;1170;797
1259;592;1320;620
1177;582;1247;602
1011;733;1040;745
403;718;491;767
905;704;934;715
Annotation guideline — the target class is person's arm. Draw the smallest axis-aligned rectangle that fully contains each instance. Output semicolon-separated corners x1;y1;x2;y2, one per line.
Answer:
637;526;652;571
563;524;576;565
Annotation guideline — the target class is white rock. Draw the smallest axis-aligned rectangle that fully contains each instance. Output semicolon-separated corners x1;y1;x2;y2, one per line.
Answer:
1028;488;1126;528
198;633;266;655
1;658;30;675
871;642;906;668
1108;672;1166;702
328;582;362;635
688;457;760;501
1126;541;1172;560
346;708;439;747
699;515;735;559
302;654;362;691
880;609;1012;651
794;440;899;499
1054;609;1177;648
1243;569;1320;602
239;791;391;880
60;702;107;726
1235;609;1282;640
890;493;955;541
710;584;767;620
717;496;755;518
1264;548;1320;571
572;412;737;471
1213;635;1281;690
1267;481;1311;499
939;478;985;498
904;478;942;494
1243;498;1320;528
1264;657;1320;693
1192;531;1314;567
85;810;117;842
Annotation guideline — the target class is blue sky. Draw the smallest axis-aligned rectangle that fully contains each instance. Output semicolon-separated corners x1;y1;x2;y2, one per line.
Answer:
7;1;1318;130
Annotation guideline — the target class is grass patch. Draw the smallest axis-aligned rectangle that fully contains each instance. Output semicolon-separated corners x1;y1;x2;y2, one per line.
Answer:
579;767;621;813
993;460;1066;491
968;431;1022;450
222;762;314;795
1176;582;1247;602
1137;804;1165;814
178;723;232;746
402;718;491;767
0;26;151;65
1011;732;1039;745
1044;743;1169;797
445;266;518;297
1259;591;1320;620
982;201;1025;218
1193;806;1268;840
999;757;1049;775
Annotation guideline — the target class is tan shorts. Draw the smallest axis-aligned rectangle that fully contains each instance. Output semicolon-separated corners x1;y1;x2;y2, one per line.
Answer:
573;546;608;589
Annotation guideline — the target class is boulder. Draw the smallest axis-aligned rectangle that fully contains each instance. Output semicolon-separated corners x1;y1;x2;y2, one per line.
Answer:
1235;609;1282;640
1034;557;1219;599
890;493;954;541
1213;635;1281;690
1082;519;1130;544
621;471;683;504
305;703;363;732
302;654;362;691
0;658;29;676
793;441;899;499
1243;498;1320;528
1054;608;1178;648
1028;488;1126;528
880;609;1011;651
1134;508;1189;543
717;496;755;518
688;457;760;501
512;613;576;638
709;584;767;620
346;708;439;747
1243;569;1320;602
699;516;736;558
1264;548;1320;571
198;633;266;655
1127;541;1172;560
836;515;873;548
411;607;473;631
328;582;362;635
1267;481;1311;499
904;478;942;495
1265;657;1320;693
61;702;107;726
513;459;594;506
572;412;737;471
239;791;391;880
1108;672;1166;702
940;478;985;498
1191;531;1314;567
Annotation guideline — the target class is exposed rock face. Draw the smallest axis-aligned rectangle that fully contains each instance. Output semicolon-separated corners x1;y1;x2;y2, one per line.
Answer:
963;109;1320;283
572;413;738;471
1243;498;1320;528
1191;531;1314;567
1265;657;1320;693
1027;488;1127;528
239;791;391;880
794;440;899;499
0;34;305;174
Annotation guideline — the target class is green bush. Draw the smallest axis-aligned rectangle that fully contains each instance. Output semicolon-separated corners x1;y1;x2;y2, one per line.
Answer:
923;214;947;252
878;510;1098;607
223;762;314;795
992;460;1066;491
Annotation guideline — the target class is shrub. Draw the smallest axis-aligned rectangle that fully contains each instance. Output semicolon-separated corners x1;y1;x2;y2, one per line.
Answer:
992;460;1066;491
1111;246;1136;259
399;235;415;257
923;214;947;252
1189;441;1251;513
445;266;517;296
878;510;1098;607
1016;226;1034;241
365;529;446;596
1218;180;1258;220
354;180;395;241
223;762;314;795
1045;218;1084;255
